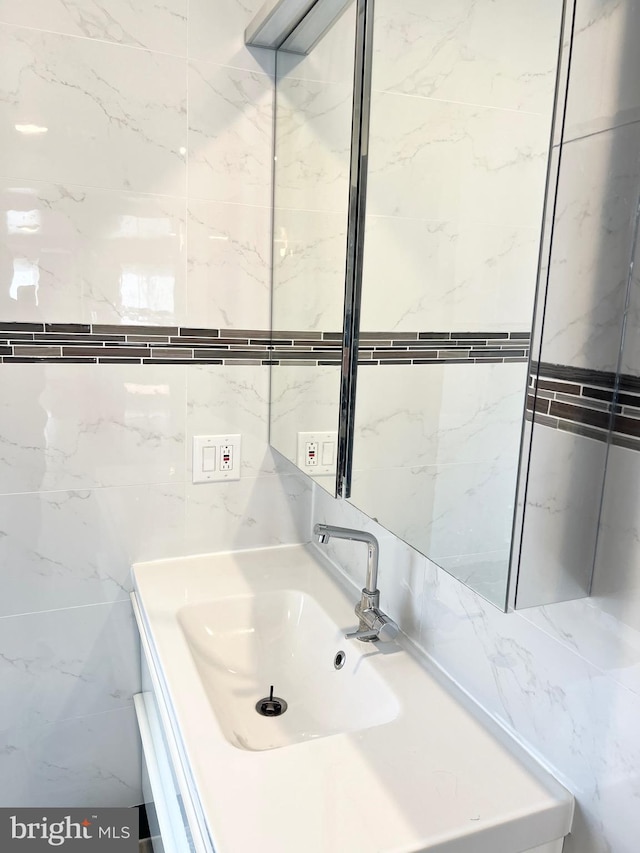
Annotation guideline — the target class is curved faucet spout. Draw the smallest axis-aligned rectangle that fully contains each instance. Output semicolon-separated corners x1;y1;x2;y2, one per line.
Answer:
313;523;398;644
312;523;379;594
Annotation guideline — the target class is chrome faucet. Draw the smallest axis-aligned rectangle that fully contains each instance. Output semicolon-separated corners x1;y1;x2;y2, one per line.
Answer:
313;523;399;644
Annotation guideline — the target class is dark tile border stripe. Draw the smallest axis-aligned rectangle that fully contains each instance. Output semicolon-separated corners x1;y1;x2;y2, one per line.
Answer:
0;323;530;367
527;361;640;450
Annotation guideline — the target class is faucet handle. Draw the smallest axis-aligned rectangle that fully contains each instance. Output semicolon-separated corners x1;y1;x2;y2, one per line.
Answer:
363;607;399;643
345;627;379;642
376;617;399;643
345;610;399;643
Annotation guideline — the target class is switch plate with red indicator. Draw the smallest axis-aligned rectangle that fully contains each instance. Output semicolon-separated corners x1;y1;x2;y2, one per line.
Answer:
297;432;338;476
192;435;241;483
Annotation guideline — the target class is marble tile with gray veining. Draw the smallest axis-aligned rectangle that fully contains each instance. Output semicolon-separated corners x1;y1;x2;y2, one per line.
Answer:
0;485;186;618
0;364;186;494
185;471;312;554
187;199;270;330
521;595;640;701
540;121;640;372
371;0;562;115
367;90;551;225
349;458;518;563
270;365;342;466
188;0;274;75
186;364;275;479
437;550;510;609
0;0;188;55
0;600;139;730
273;208;348;332
360;214;539;331
0;179;187;326
352;363;527;471
420;563;640;853
0;707;142;807
0;26;187;195
564;0;640;141
188;61;272;206
275;78;354;214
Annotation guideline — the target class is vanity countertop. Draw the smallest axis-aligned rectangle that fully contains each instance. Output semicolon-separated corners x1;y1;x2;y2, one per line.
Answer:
132;543;573;853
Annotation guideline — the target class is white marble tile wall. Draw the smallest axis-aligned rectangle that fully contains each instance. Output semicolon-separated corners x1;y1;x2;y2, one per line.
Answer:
270;6;356;480
515;0;640;611
0;0;275;331
346;361;525;606
359;0;562;334
269;364;342;485
538;0;640;372
350;459;516;592
272;3;356;333
360;215;539;334
352;363;526;469
0;0;314;811
563;0;640;142
0;363;311;808
366;96;550;227
312;482;640;853
0;181;187;325
620;181;640;377
274;77;354;215
541;120;640;371
370;0;563;113
272;208;347;332
0;0;189;54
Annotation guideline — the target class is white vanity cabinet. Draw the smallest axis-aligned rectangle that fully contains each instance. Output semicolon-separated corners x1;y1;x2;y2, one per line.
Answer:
133;595;215;853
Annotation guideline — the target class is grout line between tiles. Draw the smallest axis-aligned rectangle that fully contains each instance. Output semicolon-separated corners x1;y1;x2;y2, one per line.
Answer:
0;597;134;621
0;18;277;80
516;608;640;703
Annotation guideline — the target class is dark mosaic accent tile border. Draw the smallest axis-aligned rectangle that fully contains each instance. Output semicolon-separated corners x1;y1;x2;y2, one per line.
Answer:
0;323;530;367
0;322;327;366
527;361;640;451
357;330;529;365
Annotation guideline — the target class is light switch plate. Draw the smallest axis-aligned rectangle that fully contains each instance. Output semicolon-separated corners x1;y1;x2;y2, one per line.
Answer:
297;431;338;476
193;435;241;483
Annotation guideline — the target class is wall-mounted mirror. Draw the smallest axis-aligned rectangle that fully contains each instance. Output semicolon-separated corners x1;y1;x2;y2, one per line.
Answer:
269;1;357;494
267;0;572;610
347;0;568;608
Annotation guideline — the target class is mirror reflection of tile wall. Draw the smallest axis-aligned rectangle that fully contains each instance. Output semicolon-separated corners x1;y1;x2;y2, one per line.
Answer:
269;7;357;494
517;0;640;608
348;0;565;607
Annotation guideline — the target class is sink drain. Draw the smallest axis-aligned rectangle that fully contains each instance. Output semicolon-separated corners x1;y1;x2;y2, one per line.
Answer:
255;685;288;717
334;650;346;670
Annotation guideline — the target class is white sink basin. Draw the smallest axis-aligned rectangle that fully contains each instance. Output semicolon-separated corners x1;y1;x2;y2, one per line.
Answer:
177;590;399;751
133;544;573;853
